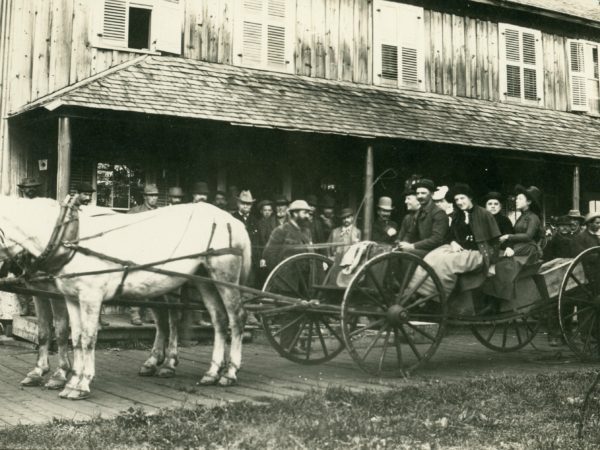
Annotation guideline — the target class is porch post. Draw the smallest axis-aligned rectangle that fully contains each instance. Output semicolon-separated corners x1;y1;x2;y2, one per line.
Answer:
363;144;374;240
573;165;580;211
56;116;71;201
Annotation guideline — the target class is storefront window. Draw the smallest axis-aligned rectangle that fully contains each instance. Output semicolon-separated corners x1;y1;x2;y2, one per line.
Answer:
96;162;142;210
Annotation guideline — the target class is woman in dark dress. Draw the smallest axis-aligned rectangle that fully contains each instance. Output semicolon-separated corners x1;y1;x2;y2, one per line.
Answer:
483;191;514;236
487;185;543;300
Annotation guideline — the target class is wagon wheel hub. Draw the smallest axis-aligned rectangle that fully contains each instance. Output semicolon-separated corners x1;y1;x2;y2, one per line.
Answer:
386;304;409;325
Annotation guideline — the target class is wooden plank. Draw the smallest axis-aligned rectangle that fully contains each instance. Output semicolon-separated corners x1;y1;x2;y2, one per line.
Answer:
30;0;51;100
200;0;209;60
465;16;477;98
488;21;499;102
48;0;74;93
431;11;443;94
542;32;556;110
205;0;220;63
56;117;71;202
338;0;353;82
218;0;232;64
363;145;373;240
452;14;466;97
8;1;34;111
93;48;113;74
325;0;340;80
554;35;568;111
183;0;202;60
313;0;327;78
423;9;433;92
476;19;488;99
442;13;453;96
70;0;92;84
296;0;312;76
353;0;368;83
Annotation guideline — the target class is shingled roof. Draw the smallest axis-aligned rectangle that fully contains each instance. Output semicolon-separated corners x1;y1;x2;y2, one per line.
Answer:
14;55;600;161
471;0;600;24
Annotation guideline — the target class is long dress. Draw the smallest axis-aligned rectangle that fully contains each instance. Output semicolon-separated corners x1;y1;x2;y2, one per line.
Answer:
486;209;542;300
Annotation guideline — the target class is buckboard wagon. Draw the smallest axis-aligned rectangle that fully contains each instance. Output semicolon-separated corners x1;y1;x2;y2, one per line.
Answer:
1;238;599;378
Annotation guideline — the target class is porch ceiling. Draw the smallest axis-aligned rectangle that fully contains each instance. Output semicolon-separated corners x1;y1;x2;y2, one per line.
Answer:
12;55;600;160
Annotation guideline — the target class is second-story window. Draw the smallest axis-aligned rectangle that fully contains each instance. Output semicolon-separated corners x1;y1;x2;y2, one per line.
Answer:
499;24;544;105
373;0;424;89
94;0;183;54
568;40;600;114
233;0;295;73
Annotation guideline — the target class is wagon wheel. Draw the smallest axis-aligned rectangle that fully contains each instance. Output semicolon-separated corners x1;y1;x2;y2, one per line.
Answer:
260;253;345;365
470;312;541;352
559;246;600;360
341;251;447;377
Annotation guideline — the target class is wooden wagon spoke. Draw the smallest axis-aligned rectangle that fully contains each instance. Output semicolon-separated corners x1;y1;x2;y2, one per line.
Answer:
402;293;440;310
305;321;314;360
293;263;310;297
346;318;386;339
366;267;389;305
569;273;594;297
399;325;422;361
319;317;344;344
351;287;388;311
582;315;597;354
360;325;388;362
378;328;392;373
570;312;596;342
393;327;403;367
561;305;594;322
400;273;431;304
271;313;306;337
406;322;437;343
274;273;304;299
485;323;498;342
285;317;308;353
315;322;329;357
501;323;509;348
514;321;523;345
562;295;598;307
398;261;416;297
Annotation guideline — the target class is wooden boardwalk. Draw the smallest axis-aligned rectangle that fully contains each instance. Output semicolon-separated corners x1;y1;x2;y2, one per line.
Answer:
0;331;595;427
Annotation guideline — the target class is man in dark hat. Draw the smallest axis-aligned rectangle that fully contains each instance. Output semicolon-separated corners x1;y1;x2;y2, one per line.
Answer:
18;177;42;199
372;196;398;244
191;182;210;204
315;195;336;244
397;188;420;243
75;182;95;206
397;178;448;257
483;191;514;236
567;209;584;236
168;187;184;205
328;208;361;263
273;195;290;227
213;190;228;210
306;194;327;244
544;215;577;261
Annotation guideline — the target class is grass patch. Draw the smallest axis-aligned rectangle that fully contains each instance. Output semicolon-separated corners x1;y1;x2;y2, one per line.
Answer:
3;370;600;449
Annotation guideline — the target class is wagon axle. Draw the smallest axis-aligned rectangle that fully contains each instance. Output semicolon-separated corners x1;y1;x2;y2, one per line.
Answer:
386;304;409;325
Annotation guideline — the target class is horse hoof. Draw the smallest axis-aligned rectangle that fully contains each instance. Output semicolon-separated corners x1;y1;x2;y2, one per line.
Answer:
67;389;91;400
157;367;176;378
44;377;67;390
197;374;219;386
58;387;73;399
218;375;237;387
138;365;157;377
20;375;44;387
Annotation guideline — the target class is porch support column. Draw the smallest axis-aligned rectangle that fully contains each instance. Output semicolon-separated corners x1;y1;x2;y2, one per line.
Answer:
572;165;580;211
56;117;71;201
363;144;374;240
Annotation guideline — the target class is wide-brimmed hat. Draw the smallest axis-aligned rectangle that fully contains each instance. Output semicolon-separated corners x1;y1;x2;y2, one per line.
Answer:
585;211;600;224
143;183;159;195
258;199;273;210
76;182;95;193
339;207;354;218
413;178;435;193
168;186;184;198
567;209;584;223
306;194;318;208
237;190;256;203
432;186;449;202
320;195;336;209
482;191;504;204
448;183;474;201
515;185;542;211
192;181;209;195
273;194;289;206
18;177;41;188
288;200;313;212
556;215;572;226
377;196;394;211
403;187;417;197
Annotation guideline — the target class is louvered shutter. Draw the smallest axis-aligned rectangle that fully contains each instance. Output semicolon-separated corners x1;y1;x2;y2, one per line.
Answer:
374;0;424;89
99;0;129;48
153;0;183;54
568;40;588;111
499;24;543;104
234;0;293;72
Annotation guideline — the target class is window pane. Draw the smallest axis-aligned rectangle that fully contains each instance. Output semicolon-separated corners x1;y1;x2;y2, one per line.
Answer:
128;7;151;50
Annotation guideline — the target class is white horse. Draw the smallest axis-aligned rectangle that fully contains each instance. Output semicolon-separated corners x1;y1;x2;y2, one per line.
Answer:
0;196;251;399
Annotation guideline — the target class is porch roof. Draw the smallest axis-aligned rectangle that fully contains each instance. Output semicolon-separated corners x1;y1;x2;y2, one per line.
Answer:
13;55;600;161
470;0;600;24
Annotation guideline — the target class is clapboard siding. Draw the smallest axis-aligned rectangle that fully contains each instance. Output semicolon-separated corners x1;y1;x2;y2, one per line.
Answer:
2;0;588;114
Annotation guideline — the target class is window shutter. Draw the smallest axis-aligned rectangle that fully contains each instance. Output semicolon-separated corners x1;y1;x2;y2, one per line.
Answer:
99;0;129;48
568;40;588;111
374;1;424;89
240;0;264;65
153;0;183;54
499;24;543;104
266;0;288;69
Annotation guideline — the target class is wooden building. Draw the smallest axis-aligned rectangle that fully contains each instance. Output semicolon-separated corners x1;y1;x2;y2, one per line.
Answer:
2;0;600;235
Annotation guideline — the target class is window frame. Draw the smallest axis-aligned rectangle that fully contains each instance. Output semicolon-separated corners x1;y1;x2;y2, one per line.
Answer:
567;38;600;114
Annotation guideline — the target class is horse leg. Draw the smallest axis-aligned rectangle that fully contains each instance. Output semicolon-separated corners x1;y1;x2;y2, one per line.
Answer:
67;295;102;400
157;296;180;378
214;268;247;387
139;306;167;377
59;297;82;399
20;296;51;387
45;297;71;390
194;282;228;385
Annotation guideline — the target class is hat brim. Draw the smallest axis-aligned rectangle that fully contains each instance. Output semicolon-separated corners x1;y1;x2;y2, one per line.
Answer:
515;185;541;210
377;205;394;211
237;197;256;203
18;183;41;188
